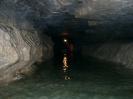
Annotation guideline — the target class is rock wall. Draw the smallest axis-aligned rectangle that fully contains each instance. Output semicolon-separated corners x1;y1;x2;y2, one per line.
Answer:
0;23;53;84
83;42;133;69
0;0;132;83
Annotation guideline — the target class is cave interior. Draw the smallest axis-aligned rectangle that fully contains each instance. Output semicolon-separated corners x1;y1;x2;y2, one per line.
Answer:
0;0;133;99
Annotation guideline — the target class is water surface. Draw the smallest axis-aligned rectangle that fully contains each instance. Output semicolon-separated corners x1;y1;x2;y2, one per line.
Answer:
0;57;133;99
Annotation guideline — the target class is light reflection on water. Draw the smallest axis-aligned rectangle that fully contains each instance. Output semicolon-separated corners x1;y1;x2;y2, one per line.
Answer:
62;54;71;80
59;35;74;80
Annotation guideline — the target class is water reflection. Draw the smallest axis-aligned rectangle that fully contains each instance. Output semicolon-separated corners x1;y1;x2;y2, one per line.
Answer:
62;54;71;80
61;36;74;80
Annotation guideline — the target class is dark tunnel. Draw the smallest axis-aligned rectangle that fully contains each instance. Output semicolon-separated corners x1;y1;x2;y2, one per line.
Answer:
0;0;133;99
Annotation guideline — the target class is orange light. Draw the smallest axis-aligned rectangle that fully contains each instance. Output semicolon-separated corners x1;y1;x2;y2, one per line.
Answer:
62;53;71;80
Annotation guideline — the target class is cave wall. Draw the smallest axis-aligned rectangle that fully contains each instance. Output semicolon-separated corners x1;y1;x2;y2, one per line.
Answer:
0;23;53;84
0;0;133;83
0;0;55;84
82;42;133;69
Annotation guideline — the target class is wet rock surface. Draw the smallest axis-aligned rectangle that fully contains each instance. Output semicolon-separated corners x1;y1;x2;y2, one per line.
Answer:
0;23;53;83
83;42;133;69
0;0;133;83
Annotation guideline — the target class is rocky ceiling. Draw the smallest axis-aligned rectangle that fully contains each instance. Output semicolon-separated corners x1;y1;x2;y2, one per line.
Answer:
0;0;133;43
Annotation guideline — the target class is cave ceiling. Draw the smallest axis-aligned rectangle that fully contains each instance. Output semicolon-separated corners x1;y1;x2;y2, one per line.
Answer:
0;0;133;43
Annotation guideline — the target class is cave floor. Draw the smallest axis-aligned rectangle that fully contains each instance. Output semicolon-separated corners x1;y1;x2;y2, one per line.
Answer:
0;57;133;99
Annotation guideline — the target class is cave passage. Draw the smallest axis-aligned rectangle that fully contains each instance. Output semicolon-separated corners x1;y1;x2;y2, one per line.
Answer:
0;0;133;98
1;22;133;99
1;30;133;99
49;32;75;80
1;47;133;99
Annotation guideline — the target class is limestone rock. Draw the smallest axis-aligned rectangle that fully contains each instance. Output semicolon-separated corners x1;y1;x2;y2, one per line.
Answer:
0;23;53;84
83;42;133;69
